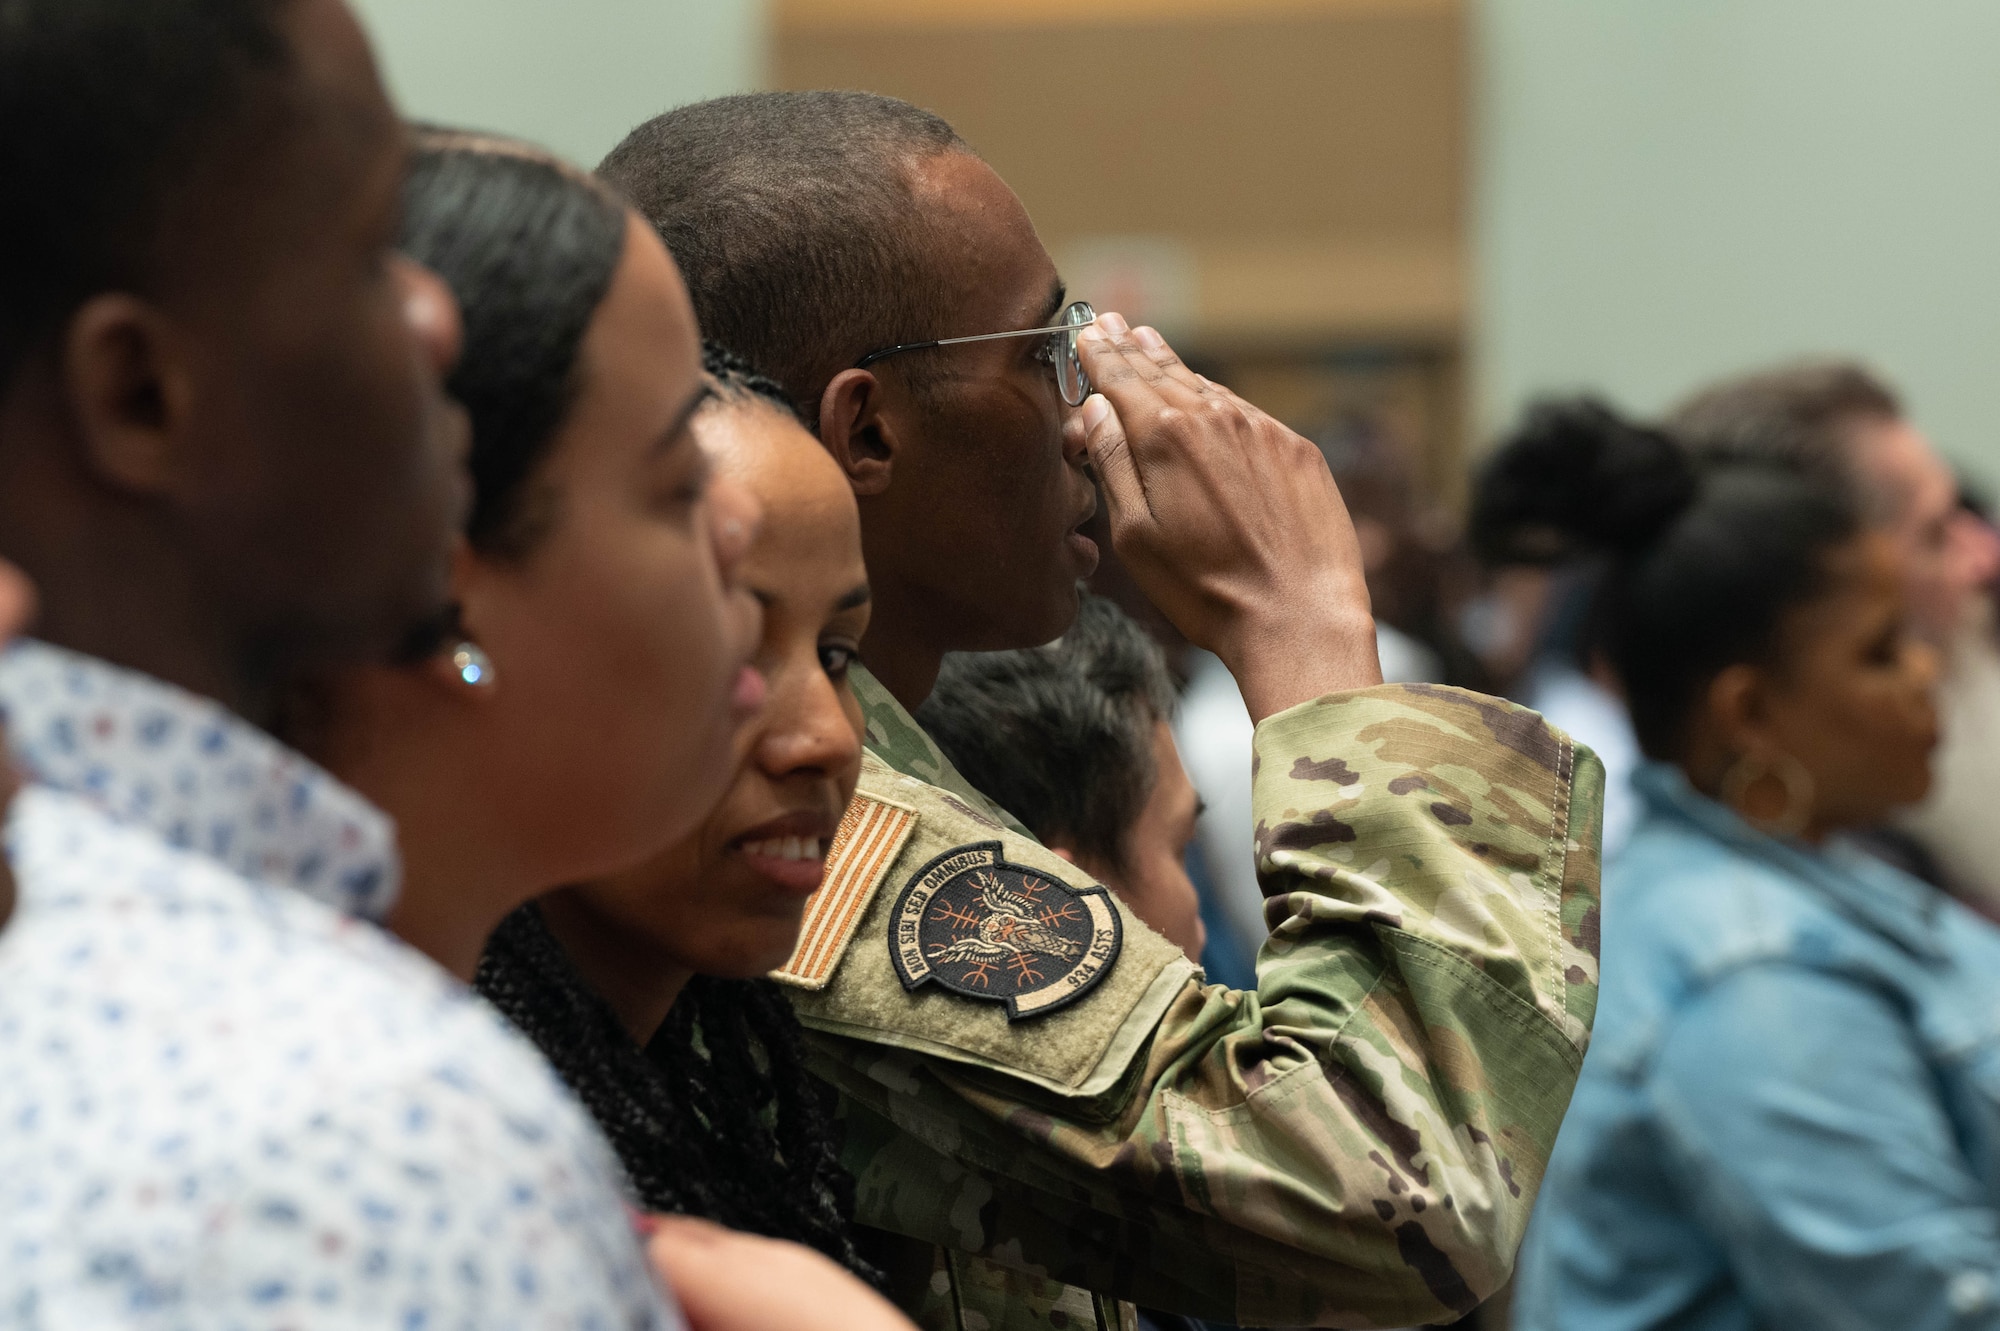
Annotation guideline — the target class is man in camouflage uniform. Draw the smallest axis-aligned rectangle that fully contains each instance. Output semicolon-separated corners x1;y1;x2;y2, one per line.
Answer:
600;91;1603;1330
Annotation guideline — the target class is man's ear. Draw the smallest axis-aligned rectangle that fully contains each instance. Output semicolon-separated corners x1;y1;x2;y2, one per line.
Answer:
59;293;197;496
817;368;899;498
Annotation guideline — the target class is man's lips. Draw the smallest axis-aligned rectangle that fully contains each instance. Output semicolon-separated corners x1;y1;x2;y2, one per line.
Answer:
1067;528;1102;575
1067;490;1101;572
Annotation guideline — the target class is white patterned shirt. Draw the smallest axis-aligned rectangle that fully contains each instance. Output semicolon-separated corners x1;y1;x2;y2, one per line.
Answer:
0;641;681;1330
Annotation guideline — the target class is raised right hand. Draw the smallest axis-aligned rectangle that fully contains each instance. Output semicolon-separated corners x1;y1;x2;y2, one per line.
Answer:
1073;314;1381;721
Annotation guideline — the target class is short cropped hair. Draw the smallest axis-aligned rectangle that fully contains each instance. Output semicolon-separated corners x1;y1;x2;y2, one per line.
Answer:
917;596;1178;872
1668;361;1904;520
598;91;968;423
0;0;293;384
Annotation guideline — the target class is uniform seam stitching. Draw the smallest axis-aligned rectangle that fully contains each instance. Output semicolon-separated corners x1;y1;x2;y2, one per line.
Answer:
946;1246;970;1331
1544;732;1574;1036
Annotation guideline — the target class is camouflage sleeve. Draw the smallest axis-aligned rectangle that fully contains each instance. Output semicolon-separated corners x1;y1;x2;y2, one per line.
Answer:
800;683;1604;1328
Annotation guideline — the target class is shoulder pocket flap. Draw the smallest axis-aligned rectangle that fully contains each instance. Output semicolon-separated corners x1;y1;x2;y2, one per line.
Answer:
787;752;1194;1097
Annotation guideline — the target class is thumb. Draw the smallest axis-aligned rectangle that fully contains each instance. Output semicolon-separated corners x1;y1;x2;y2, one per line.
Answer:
1081;393;1149;524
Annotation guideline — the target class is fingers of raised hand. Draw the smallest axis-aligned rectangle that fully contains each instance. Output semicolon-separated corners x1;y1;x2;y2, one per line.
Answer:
1080;392;1150;520
1078;317;1159;373
1079;317;1206;406
1127;325;1214;400
1076;324;1166;408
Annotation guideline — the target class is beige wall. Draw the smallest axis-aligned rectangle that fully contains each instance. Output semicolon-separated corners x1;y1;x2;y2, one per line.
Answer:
776;0;1471;490
1477;0;2000;482
351;0;762;169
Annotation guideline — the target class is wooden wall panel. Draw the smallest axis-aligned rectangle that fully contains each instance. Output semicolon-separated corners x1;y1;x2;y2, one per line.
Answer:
774;0;1465;343
774;0;1468;487
778;11;1461;241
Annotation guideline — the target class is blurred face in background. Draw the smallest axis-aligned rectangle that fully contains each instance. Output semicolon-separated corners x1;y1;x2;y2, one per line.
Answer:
1851;419;2000;641
1051;719;1206;964
1707;532;1940;839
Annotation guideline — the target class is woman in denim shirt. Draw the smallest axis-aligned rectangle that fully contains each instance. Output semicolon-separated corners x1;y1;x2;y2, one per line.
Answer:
1477;401;1987;1330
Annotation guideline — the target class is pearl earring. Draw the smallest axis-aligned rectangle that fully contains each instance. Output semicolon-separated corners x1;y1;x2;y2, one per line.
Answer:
450;642;496;688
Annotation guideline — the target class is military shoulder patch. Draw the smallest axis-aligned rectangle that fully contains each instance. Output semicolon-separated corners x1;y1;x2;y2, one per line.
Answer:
772;791;919;990
889;840;1121;1021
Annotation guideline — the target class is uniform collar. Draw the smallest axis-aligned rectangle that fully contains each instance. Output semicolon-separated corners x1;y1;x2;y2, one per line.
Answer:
849;663;954;777
0;639;399;920
1632;760;1948;962
849;663;1032;837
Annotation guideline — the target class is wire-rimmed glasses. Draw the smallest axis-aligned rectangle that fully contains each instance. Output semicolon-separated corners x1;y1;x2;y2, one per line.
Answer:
854;299;1097;407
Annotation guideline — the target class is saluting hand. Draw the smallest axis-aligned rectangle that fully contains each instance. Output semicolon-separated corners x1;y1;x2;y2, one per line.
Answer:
1073;314;1381;721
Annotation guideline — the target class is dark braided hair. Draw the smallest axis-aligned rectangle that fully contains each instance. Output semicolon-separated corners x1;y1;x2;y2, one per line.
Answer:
475;904;874;1278
701;341;801;420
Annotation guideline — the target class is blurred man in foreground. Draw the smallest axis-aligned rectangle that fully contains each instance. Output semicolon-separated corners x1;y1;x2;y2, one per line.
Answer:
0;6;913;1327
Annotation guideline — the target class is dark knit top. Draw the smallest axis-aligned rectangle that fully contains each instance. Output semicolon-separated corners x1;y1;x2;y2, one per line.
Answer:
474;903;872;1277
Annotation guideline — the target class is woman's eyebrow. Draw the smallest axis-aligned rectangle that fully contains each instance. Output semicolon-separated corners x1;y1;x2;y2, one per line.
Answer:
834;584;872;612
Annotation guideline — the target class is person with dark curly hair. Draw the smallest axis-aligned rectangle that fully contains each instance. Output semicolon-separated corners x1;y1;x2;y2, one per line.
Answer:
475;349;878;1278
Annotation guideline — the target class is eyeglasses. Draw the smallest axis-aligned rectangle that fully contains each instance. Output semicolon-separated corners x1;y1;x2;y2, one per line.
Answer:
855;300;1097;407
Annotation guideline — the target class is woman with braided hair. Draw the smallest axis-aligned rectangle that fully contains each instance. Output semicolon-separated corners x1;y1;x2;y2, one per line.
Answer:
476;348;878;1277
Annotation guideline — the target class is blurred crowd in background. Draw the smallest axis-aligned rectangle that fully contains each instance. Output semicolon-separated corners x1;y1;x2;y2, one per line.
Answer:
1163;359;2000;979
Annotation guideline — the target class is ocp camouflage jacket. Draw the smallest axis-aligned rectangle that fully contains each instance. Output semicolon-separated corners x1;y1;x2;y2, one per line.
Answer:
778;666;1604;1331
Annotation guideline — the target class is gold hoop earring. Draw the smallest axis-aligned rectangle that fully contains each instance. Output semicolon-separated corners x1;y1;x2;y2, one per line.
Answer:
1719;751;1814;837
